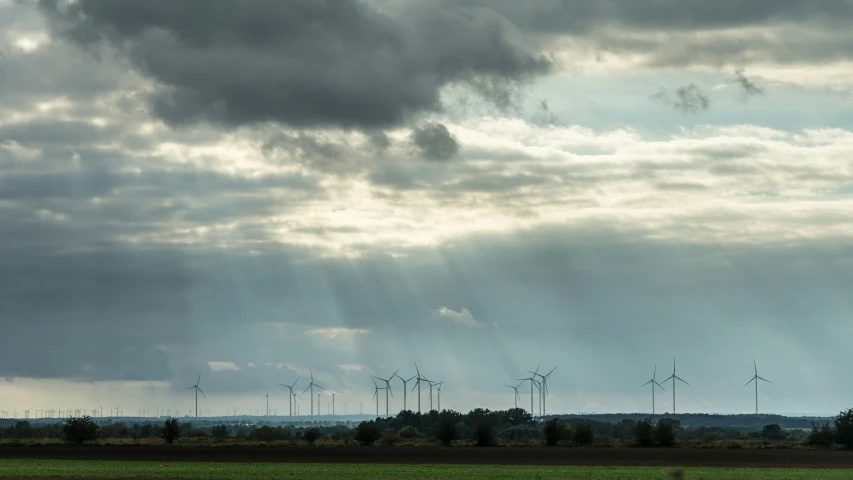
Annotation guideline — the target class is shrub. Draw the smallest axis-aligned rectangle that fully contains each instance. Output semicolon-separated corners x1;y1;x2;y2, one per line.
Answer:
760;424;785;441
161;418;181;444
473;421;495;447
654;419;677;447
62;416;99;445
354;421;383;445
398;425;419;439
434;412;459;446
303;428;322;445
807;422;834;448
210;425;229;439
573;422;595;446
633;418;654;447
543;418;563;446
249;426;292;442
834;408;853;449
376;434;399;447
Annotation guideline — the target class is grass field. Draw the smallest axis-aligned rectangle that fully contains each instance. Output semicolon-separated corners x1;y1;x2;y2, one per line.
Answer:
0;460;849;480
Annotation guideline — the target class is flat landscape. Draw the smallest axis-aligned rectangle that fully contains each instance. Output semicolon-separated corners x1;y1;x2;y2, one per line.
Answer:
1;459;853;480
2;445;853;468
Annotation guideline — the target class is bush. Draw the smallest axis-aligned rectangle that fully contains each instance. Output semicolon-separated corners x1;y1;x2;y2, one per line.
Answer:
807;422;834;448
654;419;677;447
434;412;459;446
573;422;595;446
161;418;181;444
834;408;853;449
473;421;495;447
543;418;563;446
354;421;383;445
376;434;399;446
62;416;99;445
398;425;419;439
303;428;322;445
249;426;291;442
633;418;654;447
761;424;785;441
211;425;229;439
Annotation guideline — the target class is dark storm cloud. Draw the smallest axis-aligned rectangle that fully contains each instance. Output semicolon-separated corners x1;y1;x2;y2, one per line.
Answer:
651;84;710;114
39;0;551;129
411;122;460;161
733;69;766;96
446;0;853;33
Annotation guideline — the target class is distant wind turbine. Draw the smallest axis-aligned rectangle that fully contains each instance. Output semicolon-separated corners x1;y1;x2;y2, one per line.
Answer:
371;378;385;417
660;358;689;414
744;359;772;414
302;370;325;417
373;370;397;417
279;377;300;417
411;362;429;413
531;366;556;417
394;372;416;411
641;365;666;414
505;382;523;409
187;372;206;418
519;366;541;416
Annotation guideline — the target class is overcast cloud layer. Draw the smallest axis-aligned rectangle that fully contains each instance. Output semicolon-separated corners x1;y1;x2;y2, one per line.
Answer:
1;0;852;417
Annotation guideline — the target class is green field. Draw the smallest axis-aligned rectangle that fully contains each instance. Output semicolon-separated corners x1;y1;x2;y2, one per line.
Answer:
0;460;848;480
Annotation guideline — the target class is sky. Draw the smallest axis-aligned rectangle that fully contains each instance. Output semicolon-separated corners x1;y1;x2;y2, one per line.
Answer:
1;0;853;419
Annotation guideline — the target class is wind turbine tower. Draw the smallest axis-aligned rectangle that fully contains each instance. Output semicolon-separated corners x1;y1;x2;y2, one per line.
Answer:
505;382;523;409
532;367;556;417
394;372;416;411
373;370;397;417
641;365;666;414
302;370;325;417
660;358;690;414
744;359;772;414
279;377;300;417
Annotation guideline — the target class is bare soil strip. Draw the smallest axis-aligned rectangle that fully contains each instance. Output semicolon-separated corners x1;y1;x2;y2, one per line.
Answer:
1;446;853;468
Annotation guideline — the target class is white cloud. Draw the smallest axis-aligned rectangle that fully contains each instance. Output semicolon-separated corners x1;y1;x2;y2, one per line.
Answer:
207;361;239;372
431;307;484;328
305;327;369;339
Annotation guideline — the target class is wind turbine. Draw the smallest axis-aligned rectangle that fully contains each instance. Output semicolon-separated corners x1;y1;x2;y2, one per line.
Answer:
744;359;772;414
411;362;429;413
435;379;444;411
531;367;557;417
331;392;336;416
394;372;416;411
187;372;206;418
279;377;300;417
641;365;666;414
660;358;690;414
373;370;397;417
302;370;325;417
519;366;541;416
371;378;384;417
264;390;270;417
316;393;322;416
505;382;523;409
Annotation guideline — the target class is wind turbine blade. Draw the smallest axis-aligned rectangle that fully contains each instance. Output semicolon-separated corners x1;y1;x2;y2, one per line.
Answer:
410;382;418;393
187;386;194;390
641;380;653;387
414;362;420;376
545;366;557;377
655;381;666;392
292;377;300;388
392;369;399;378
302;386;311;394
653;365;657;379
197;371;202;385
744;377;755;387
675;375;690;386
198;388;206;398
407;376;415;382
754;359;758;376
317;384;326;391
758;376;772;383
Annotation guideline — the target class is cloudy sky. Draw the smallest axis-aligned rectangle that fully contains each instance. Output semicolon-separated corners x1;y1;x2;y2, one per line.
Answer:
2;0;853;418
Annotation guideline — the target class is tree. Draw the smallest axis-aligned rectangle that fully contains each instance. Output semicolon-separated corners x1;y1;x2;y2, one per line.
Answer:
543;418;563;446
633;418;654;447
760;424;785;441
473;421;495;447
807;422;834;448
834;408;853;449
654;419;677;447
211;425;229;439
161;417;181;444
302;428;322;445
398;425;419;439
434;411;459;446
573;422;595;446
354;421;382;445
62;416;99;445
